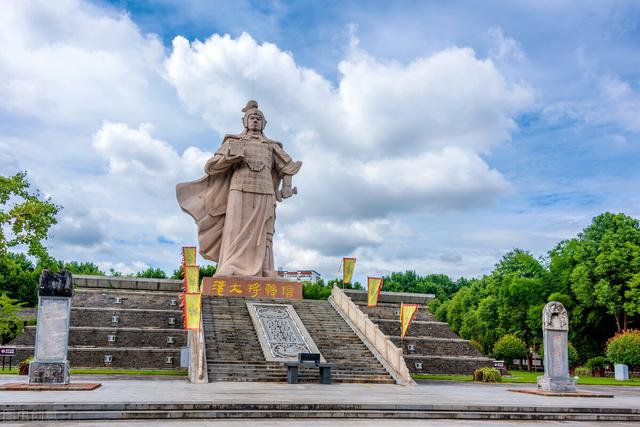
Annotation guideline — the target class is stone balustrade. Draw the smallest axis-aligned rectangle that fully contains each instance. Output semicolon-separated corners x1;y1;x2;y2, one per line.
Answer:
330;286;414;385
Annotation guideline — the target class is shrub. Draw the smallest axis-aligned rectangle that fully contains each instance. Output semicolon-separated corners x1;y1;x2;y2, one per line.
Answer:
574;366;590;377
18;356;33;375
585;356;610;370
606;329;640;367
468;339;482;353
492;334;527;368
473;367;502;382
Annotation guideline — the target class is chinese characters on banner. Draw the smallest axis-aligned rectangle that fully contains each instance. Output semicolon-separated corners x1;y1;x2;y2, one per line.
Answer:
342;257;356;285
200;277;303;299
181;246;201;331
182;246;197;267
400;303;419;337
367;277;383;307
181;292;201;330
184;265;200;293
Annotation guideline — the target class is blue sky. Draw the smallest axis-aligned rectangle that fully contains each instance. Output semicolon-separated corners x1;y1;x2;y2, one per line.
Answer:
1;1;639;281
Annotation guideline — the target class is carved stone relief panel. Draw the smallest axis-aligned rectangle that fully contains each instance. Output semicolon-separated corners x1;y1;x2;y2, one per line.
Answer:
247;302;323;362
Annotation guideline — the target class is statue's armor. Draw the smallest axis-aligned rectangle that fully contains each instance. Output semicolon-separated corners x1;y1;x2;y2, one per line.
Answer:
229;139;275;195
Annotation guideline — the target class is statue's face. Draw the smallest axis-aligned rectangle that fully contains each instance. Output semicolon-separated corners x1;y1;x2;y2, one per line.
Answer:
247;113;263;131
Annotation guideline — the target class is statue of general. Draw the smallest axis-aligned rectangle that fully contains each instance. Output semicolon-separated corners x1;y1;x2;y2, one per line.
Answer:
176;101;302;277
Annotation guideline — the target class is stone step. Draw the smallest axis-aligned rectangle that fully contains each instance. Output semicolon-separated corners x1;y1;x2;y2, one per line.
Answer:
356;304;436;321
4;402;639;422
202;296;394;384
11;346;182;369
371;318;459;339
391;336;483;358
10;326;186;349
71;307;184;329
72;288;181;310
404;354;493;375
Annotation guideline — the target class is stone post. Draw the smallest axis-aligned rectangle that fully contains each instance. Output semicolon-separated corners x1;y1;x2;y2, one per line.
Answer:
28;270;73;384
537;301;576;392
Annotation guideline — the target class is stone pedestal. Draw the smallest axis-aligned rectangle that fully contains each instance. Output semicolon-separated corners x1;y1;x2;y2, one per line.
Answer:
29;270;73;385
537;301;576;392
201;276;302;299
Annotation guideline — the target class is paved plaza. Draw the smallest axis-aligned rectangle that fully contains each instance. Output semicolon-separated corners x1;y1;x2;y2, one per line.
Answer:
1;375;639;424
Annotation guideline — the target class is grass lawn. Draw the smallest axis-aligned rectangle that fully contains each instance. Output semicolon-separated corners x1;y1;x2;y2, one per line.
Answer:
412;370;640;387
0;367;187;376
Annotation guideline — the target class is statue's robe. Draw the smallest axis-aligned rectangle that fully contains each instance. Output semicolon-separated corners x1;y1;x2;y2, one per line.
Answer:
176;133;301;277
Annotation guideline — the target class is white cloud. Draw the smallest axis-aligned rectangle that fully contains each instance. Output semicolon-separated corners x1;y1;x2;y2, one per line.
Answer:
488;27;525;62
1;1;537;280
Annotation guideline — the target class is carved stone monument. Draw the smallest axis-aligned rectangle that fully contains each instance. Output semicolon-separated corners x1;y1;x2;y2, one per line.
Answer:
537;301;577;392
176;100;302;279
246;302;323;362
29;270;73;384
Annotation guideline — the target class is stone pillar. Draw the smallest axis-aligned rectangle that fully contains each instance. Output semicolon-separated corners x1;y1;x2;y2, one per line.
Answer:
537;301;576;392
29;270;73;384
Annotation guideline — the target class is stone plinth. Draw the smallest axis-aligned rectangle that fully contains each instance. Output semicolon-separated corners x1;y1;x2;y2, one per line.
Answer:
537;301;576;392
201;276;302;299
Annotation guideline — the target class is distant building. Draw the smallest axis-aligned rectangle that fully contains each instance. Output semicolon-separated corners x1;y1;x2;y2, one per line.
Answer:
277;269;322;283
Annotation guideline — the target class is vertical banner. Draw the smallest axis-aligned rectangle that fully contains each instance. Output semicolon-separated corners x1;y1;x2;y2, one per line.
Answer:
182;293;201;330
367;277;383;307
400;303;419;337
183;265;200;293
182;246;197;267
342;257;356;285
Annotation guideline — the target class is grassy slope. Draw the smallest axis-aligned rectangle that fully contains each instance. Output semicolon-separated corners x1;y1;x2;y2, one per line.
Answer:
412;370;640;386
0;367;187;376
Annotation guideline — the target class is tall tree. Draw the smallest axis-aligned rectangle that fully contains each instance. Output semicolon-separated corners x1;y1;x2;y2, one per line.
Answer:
553;212;640;332
0;172;60;261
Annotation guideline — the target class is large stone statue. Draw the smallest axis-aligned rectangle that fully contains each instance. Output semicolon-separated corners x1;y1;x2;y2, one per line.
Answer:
176;101;301;277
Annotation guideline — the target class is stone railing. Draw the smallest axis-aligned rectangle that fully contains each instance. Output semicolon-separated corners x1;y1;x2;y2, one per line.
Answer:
330;286;415;385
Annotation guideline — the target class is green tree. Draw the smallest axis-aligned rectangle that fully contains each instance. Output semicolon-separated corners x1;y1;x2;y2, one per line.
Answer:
0;293;25;344
135;267;168;279
60;261;104;275
492;334;528;368
0;252;41;306
171;264;217;281
557;213;640;332
0;172;60;261
303;279;332;300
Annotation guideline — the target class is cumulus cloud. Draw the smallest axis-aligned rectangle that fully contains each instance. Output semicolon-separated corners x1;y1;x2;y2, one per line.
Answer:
1;0;536;279
165;31;529;230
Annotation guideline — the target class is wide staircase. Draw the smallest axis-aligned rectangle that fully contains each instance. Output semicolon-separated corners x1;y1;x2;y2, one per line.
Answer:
203;296;395;384
9;275;186;370
344;290;492;375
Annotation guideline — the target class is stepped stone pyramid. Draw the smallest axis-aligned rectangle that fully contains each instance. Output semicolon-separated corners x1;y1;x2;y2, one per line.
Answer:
10;275;186;370
10;274;491;380
344;289;493;374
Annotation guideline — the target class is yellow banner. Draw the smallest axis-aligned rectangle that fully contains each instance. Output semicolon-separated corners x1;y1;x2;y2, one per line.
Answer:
400;303;419;337
184;265;200;293
367;277;383;307
342;257;356;284
183;293;201;330
182;246;197;266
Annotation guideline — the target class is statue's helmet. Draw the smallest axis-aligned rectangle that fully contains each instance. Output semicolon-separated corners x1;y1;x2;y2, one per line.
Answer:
242;100;267;130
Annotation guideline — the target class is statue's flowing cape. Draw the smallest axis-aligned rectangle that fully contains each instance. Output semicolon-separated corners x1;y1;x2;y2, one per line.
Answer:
176;169;231;263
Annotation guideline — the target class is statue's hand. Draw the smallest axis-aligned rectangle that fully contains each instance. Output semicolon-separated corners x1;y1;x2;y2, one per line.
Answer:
281;186;293;199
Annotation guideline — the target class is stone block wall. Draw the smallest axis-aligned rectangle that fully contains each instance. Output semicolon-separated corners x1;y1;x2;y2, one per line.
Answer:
8;275;187;370
353;296;492;375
